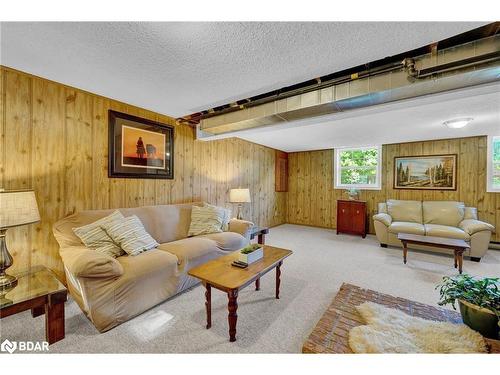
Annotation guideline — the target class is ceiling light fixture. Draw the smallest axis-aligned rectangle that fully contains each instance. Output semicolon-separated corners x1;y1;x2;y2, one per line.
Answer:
443;118;473;129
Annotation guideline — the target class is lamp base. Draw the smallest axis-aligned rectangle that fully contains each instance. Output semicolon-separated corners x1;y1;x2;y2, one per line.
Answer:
0;229;17;290
236;204;243;220
0;274;18;290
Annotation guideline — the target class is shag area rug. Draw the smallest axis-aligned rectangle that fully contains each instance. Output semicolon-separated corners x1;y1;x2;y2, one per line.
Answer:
348;302;487;353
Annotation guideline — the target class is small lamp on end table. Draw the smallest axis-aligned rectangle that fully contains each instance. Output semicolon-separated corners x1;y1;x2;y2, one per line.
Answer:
229;188;251;220
0;189;40;290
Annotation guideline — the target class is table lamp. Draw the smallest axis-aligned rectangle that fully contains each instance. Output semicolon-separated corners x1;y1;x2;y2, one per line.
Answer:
229;188;251;220
0;189;40;289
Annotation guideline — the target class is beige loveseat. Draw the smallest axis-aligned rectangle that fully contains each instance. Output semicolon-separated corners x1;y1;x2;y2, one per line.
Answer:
53;202;253;332
373;200;495;261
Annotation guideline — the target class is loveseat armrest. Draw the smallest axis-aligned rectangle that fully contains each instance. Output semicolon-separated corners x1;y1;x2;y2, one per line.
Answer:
228;218;254;239
459;219;495;236
373;213;392;227
60;246;124;279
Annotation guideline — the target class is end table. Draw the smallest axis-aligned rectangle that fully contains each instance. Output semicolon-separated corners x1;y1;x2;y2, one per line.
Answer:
0;265;67;345
249;226;270;290
249;226;269;245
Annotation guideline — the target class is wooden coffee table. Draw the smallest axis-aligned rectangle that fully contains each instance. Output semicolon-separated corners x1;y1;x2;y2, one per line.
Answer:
188;245;292;342
397;233;470;274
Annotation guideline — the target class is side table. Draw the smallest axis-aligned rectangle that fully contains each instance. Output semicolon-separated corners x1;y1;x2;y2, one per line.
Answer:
0;265;67;345
249;226;269;291
249;226;269;245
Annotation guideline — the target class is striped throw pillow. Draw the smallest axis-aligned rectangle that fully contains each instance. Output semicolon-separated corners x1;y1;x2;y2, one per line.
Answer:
203;203;231;231
102;215;159;256
188;205;225;236
73;210;125;258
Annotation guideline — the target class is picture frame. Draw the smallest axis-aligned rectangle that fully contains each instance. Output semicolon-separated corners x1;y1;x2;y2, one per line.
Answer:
393;154;457;190
108;110;174;179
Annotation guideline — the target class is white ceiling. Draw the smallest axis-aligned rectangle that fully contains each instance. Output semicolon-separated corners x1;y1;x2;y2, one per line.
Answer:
0;22;486;117
223;83;500;152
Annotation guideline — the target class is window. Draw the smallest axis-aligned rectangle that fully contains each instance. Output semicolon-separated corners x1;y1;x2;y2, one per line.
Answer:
334;146;382;190
487;135;500;192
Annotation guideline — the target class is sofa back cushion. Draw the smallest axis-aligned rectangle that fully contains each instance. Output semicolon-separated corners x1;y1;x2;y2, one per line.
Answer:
386;199;423;223
53;202;202;249
422;201;465;227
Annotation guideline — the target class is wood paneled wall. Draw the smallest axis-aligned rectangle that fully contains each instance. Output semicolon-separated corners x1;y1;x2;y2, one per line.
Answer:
287;137;500;241
0;67;286;279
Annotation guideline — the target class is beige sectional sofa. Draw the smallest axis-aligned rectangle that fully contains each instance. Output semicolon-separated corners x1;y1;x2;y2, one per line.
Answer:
373;200;495;261
53;202;253;332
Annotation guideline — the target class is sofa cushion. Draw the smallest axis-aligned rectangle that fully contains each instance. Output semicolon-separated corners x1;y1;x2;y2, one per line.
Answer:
72;210;125;258
119;203;201;244
157;237;222;270
423;201;465;227
102;215;159;256
203;203;231;231
388;221;425;235
116;248;179;278
188;205;225;236
387;200;422;223
199;232;248;252
424;224;470;241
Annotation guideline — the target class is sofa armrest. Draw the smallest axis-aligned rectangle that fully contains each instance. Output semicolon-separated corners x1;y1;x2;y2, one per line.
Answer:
459;219;495;236
228;218;254;239
60;246;124;279
373;213;392;227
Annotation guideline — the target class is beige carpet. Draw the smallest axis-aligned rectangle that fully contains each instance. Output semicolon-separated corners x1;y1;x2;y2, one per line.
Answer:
349;302;487;353
1;224;499;353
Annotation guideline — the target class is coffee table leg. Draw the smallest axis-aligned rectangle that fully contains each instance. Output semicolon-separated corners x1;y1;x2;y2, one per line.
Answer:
276;261;282;299
205;283;211;329
255;278;260;291
402;241;408;264
457;249;464;274
454;252;458;269
227;289;238;342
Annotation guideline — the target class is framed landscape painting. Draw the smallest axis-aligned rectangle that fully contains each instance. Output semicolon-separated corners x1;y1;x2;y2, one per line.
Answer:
394;154;457;190
108;110;174;179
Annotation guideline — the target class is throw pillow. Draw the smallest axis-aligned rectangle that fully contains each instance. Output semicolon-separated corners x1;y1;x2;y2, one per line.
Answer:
203;203;231;231
102;215;159;256
188;204;225;236
73;210;125;258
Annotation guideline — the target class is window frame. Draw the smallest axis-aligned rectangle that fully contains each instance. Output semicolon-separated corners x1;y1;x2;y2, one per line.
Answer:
334;145;382;190
486;135;500;193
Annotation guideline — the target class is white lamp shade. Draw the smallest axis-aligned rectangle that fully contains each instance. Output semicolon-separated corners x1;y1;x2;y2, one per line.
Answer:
0;190;40;229
229;188;251;203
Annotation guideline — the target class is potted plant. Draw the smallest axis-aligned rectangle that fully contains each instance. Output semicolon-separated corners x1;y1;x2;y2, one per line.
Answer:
345;188;360;200
239;243;263;265
436;274;500;339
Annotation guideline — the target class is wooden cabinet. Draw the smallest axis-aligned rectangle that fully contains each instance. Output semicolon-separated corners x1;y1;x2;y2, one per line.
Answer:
336;200;367;238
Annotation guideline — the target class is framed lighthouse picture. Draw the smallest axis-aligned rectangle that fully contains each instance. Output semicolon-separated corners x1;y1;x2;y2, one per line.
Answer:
394;154;457;190
108;110;174;179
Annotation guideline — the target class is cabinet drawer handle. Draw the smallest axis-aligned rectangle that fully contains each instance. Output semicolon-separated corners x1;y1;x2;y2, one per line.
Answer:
356;210;359;214
342;209;345;213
